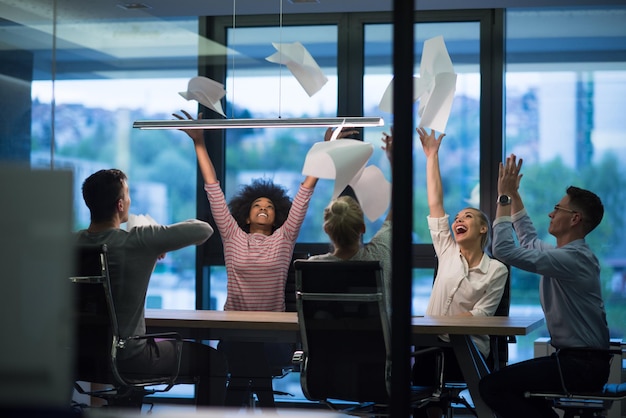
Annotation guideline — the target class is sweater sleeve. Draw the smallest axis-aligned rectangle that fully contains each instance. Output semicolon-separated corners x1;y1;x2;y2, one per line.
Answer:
131;219;213;254
277;183;314;242
204;182;240;240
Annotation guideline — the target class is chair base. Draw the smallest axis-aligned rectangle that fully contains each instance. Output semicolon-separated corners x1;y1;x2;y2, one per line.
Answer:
322;400;390;417
73;382;149;410
552;398;611;418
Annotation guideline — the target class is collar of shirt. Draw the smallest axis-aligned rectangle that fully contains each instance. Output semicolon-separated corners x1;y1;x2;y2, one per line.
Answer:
460;251;490;275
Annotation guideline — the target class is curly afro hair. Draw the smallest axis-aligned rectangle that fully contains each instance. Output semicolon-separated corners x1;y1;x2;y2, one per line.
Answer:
228;178;293;233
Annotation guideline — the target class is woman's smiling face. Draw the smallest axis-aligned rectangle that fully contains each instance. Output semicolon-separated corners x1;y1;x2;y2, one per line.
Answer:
247;197;276;228
452;208;487;245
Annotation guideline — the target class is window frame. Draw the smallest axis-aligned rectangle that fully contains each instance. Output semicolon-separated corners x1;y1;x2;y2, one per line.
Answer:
197;9;504;310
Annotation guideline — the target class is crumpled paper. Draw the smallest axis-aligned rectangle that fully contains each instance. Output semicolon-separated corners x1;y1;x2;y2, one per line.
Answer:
179;76;227;117
378;35;457;133
266;41;328;97
302;139;391;221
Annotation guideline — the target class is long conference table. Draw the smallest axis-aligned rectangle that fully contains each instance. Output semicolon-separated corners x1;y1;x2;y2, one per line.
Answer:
145;309;545;418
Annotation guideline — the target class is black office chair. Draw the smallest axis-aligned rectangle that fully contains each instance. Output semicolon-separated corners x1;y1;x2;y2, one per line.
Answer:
524;347;626;418
70;244;185;410
284;251;310;314
486;265;514;372
293;259;435;415
270;251;310;396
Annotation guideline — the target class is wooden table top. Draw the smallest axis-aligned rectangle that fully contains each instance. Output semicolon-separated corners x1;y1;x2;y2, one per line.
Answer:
145;309;544;336
411;315;545;336
145;309;299;331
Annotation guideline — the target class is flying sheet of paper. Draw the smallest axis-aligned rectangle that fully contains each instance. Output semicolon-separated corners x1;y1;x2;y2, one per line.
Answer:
302;140;391;221
378;35;457;133
416;36;457;132
126;213;159;230
179;76;226;117
349;165;391;221
302;140;372;199
266;42;328;97
378;76;423;116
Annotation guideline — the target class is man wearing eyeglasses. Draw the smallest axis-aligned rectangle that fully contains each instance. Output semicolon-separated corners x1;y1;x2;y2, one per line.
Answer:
479;154;611;418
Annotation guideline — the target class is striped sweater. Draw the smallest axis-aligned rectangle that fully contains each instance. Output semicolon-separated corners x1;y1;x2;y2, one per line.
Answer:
204;182;313;312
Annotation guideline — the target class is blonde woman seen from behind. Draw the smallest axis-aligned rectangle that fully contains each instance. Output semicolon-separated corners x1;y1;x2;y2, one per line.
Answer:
309;132;393;315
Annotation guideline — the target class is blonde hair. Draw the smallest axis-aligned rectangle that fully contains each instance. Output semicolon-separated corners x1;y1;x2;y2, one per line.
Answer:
465;207;491;251
323;196;365;250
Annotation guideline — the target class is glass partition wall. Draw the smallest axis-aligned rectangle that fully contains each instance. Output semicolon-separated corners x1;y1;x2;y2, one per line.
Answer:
1;3;203;309
1;0;625;406
364;20;483;316
504;7;626;360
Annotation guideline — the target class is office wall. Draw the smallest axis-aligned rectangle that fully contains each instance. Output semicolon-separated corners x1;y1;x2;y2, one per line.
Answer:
0;49;33;163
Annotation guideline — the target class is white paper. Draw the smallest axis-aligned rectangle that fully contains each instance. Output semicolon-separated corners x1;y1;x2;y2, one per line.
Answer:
302;140;372;198
378;76;423;115
378;35;457;133
179;76;226;117
266;42;328;97
418;72;457;132
348;165;391;221
126;213;159;230
302;140;391;221
415;36;457;132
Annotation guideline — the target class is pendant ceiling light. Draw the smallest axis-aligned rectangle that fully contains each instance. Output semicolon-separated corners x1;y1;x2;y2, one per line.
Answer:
133;0;384;131
133;117;384;130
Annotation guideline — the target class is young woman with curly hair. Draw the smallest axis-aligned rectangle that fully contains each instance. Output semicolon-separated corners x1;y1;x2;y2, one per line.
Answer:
175;110;356;408
176;110;355;312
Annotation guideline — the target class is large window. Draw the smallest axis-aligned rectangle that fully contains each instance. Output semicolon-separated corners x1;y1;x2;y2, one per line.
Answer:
504;6;626;359
199;21;343;312
2;3;625;403
0;4;204;310
364;20;482;317
224;24;340;243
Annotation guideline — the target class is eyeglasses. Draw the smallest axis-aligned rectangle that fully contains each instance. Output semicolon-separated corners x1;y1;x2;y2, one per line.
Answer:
554;205;577;214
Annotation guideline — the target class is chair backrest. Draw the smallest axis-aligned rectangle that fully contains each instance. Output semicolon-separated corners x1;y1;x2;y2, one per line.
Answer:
488;265;513;371
267;251;311;379
70;244;120;385
284;251;310;313
294;260;390;404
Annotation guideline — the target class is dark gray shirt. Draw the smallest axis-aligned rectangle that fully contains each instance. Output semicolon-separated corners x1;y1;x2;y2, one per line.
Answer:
75;220;213;359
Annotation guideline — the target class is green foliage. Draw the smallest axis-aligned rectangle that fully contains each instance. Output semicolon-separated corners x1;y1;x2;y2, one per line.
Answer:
41;99;626;337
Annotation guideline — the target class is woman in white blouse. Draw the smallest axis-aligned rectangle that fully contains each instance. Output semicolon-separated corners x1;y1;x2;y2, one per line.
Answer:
413;127;508;418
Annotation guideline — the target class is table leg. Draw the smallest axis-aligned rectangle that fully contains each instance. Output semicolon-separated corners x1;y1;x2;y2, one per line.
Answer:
449;334;494;418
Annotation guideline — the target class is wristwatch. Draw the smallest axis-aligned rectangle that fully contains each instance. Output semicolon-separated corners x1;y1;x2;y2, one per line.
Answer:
497;195;512;206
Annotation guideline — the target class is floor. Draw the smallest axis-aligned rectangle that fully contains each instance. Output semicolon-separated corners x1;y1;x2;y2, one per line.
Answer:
134;402;479;417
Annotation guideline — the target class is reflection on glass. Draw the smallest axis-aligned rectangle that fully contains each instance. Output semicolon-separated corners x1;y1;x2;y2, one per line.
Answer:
9;8;202;310
224;25;341;243
364;21;481;245
505;6;626;361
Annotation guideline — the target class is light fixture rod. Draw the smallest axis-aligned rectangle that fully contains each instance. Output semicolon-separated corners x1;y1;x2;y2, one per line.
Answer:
133;117;384;130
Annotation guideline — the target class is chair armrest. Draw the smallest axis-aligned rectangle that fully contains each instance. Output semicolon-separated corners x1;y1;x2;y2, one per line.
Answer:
558;347;621;356
113;332;184;390
555;347;618;394
292;350;304;373
126;332;183;342
410;346;441;357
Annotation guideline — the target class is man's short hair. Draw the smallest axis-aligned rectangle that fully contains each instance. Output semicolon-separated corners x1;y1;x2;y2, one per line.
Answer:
82;169;127;223
566;185;604;235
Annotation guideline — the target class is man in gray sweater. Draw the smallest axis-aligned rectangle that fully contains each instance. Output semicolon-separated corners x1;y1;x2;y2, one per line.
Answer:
76;168;227;406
